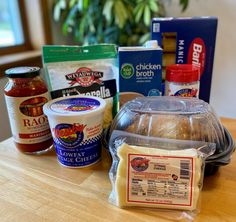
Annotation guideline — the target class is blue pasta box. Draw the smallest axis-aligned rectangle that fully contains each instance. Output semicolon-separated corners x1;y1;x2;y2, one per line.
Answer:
151;17;218;102
119;41;163;106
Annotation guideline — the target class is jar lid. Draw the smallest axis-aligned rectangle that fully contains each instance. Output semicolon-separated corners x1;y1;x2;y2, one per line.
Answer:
166;64;200;83
5;67;40;78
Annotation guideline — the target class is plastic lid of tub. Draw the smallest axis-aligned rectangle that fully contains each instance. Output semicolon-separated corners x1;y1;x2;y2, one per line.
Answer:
43;95;106;117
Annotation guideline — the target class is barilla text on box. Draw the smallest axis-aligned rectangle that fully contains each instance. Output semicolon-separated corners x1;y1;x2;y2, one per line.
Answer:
151;17;218;102
119;42;162;106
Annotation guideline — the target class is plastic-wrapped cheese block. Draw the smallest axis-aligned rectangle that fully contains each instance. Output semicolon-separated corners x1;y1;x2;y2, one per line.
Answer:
115;143;202;211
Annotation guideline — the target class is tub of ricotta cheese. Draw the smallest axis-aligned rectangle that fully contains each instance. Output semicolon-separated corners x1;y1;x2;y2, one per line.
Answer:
43;95;106;167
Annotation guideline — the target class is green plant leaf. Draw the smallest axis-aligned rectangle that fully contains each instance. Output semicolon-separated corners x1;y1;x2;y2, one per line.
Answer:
103;0;114;22
149;0;159;13
139;32;150;45
126;4;135;22
77;0;83;12
179;0;189;12
53;4;61;21
69;0;77;8
77;15;86;41
53;0;66;21
54;0;189;46
97;20;104;42
87;16;96;33
65;5;77;24
83;0;89;10
59;0;66;9
114;0;128;29
104;26;117;35
134;3;144;23
134;3;142;15
144;5;151;27
62;23;68;35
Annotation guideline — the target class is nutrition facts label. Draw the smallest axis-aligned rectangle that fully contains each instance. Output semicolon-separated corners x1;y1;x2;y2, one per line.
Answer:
127;154;194;206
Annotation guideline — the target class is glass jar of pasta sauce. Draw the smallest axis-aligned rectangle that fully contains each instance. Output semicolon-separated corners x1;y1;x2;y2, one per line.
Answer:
4;67;53;154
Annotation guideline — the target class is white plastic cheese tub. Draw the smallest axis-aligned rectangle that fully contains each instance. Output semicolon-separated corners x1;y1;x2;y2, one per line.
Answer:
43;95;106;168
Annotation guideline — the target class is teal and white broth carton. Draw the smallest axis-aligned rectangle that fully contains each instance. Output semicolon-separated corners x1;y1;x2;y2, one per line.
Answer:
119;41;163;107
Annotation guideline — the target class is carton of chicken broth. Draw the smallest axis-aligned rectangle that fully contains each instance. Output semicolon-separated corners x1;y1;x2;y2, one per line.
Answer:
119;42;162;106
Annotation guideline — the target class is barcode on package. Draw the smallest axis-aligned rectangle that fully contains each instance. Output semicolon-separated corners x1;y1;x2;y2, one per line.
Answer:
180;160;191;179
153;23;160;33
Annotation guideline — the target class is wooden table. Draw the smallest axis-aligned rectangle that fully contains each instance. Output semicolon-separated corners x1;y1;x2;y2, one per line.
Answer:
0;118;235;222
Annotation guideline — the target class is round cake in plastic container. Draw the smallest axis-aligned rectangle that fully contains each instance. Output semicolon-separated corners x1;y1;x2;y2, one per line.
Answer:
106;96;235;175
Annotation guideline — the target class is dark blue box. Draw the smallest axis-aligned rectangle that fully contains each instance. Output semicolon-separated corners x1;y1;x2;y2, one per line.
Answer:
151;17;218;102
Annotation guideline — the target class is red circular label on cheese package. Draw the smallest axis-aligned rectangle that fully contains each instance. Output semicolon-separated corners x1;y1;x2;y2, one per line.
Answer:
187;38;206;76
66;67;103;87
76;67;95;87
131;157;150;171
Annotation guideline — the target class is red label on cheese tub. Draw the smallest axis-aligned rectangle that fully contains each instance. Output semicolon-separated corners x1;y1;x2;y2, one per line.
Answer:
187;38;206;76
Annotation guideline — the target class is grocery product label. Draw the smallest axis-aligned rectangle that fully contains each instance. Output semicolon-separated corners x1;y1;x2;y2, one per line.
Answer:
50;79;117;100
45;61;118;99
165;82;199;97
119;47;163;101
187;38;206;75
66;67;103;87
4;93;51;144
43;45;119;129
50;97;100;113
120;63;135;79
50;118;103;167
152;17;217;102
127;153;194;207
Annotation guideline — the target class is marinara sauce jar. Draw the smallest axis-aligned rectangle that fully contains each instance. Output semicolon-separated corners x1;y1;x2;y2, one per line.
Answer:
4;67;53;154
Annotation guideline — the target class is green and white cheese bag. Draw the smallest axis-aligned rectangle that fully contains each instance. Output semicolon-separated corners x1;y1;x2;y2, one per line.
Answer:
42;44;119;128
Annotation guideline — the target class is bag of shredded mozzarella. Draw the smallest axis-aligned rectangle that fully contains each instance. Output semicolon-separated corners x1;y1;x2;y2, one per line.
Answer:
42;44;119;128
108;130;216;221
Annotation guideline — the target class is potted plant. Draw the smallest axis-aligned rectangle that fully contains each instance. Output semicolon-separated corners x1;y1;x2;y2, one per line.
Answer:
53;0;189;46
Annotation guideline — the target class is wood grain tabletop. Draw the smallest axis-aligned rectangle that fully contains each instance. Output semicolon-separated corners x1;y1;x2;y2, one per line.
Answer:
0;117;235;222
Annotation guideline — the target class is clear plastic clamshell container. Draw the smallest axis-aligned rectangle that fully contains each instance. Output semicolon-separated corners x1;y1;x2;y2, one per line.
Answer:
107;96;235;175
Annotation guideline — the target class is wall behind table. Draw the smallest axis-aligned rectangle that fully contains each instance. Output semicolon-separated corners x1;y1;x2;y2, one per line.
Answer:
164;0;236;118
